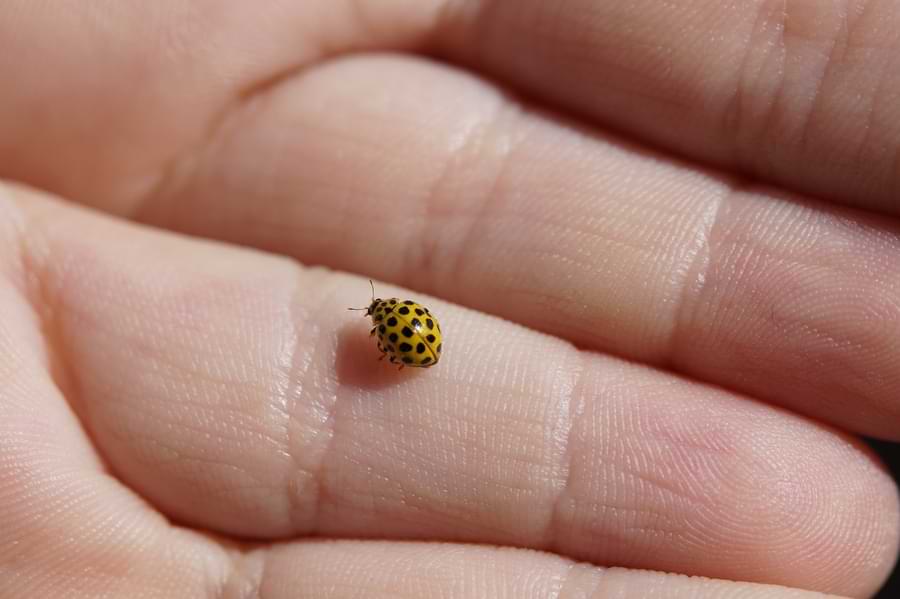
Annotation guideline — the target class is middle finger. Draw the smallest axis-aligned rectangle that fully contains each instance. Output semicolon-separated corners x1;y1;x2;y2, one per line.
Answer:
138;54;900;441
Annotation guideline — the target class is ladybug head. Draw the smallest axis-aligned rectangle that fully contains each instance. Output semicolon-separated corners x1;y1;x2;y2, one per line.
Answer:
348;280;381;316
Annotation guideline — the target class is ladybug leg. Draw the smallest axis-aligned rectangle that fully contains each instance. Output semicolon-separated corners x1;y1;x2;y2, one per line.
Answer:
377;342;391;362
370;327;376;337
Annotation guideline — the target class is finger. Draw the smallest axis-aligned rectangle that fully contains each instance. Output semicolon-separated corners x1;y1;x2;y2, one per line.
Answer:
5;1;897;218
12;185;895;596
433;0;900;215
248;540;847;599
0;244;838;599
0;191;228;597
139;55;900;441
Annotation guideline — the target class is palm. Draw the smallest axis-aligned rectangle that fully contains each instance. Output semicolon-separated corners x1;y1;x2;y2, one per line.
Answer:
1;2;898;598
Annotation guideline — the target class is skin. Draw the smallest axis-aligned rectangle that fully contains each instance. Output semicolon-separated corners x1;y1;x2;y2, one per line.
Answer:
0;1;899;597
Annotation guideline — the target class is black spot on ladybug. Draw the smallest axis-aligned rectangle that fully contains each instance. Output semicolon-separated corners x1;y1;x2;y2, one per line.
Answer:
416;343;425;354
398;306;410;315
378;324;386;334
415;308;424;316
402;327;413;338
375;314;383;322
426;334;436;343
402;356;413;364
399;342;412;352
387;317;398;327
403;300;414;305
389;332;398;343
389;299;397;304
426;318;434;330
411;318;421;329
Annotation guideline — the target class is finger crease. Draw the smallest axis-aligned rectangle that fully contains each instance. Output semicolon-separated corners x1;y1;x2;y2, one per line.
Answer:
546;348;587;553
666;179;728;368
280;268;340;534
443;99;521;299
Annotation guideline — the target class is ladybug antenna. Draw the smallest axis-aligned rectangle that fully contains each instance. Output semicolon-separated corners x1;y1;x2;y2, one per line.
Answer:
347;279;377;312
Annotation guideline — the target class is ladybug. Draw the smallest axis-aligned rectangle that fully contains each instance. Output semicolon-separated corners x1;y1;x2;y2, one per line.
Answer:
350;281;442;369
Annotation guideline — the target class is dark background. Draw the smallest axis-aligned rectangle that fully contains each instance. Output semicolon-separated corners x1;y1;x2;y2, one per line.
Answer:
868;439;900;598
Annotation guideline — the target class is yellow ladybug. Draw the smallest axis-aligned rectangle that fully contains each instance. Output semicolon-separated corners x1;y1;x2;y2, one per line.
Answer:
350;281;442;369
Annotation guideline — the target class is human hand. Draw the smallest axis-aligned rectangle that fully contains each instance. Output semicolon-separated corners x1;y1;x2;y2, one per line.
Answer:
1;2;898;598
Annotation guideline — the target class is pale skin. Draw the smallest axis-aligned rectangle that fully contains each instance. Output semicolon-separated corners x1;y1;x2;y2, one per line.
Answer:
2;1;900;598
